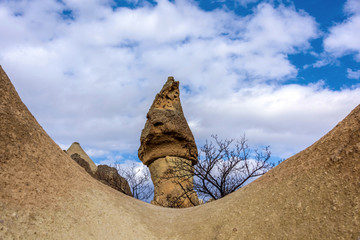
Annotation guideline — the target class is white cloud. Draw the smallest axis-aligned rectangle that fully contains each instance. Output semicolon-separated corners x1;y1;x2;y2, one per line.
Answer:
344;0;360;15
0;0;358;163
114;160;148;175
347;68;360;79
185;82;360;158
98;153;124;166
85;148;111;158
324;0;360;61
309;52;339;68
236;0;259;7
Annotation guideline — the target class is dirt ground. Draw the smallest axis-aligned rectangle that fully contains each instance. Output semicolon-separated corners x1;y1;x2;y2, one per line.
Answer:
1;66;359;239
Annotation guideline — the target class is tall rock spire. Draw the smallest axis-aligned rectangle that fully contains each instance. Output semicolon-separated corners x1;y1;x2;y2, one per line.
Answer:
138;76;199;207
138;76;198;166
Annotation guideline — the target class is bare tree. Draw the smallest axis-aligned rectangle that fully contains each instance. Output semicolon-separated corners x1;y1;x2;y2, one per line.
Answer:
164;135;273;205
115;163;153;201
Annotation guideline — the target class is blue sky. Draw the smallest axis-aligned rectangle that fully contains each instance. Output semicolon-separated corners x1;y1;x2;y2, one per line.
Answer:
1;0;360;167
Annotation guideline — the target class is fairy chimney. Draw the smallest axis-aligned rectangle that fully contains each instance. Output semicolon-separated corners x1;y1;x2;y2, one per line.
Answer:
67;142;98;174
138;76;199;207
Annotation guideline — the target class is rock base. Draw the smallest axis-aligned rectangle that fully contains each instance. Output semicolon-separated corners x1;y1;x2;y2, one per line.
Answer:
149;156;199;208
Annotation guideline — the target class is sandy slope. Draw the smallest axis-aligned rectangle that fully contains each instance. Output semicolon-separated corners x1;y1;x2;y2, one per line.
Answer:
0;66;359;239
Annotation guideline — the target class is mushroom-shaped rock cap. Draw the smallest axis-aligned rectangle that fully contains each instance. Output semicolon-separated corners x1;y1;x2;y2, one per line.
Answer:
138;77;198;166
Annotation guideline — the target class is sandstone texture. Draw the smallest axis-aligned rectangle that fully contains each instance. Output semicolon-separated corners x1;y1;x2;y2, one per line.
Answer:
138;77;198;166
67;142;98;173
138;77;199;207
70;153;94;176
95;165;133;197
1;66;360;239
149;156;199;207
68;152;133;197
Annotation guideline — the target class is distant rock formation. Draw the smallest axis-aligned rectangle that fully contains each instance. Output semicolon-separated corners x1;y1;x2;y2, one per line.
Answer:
95;165;132;197
67;142;98;173
67;143;132;197
70;153;94;177
138;76;199;207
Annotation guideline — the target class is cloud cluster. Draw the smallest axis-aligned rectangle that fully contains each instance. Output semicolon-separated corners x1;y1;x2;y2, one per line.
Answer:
185;82;360;158
1;0;359;164
324;0;360;61
347;68;360;80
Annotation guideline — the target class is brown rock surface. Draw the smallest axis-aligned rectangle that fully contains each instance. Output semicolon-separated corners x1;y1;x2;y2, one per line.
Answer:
69;152;133;197
70;153;94;176
138;76;198;166
138;77;199;207
149;156;199;207
67;142;98;173
1;66;360;239
95;165;133;197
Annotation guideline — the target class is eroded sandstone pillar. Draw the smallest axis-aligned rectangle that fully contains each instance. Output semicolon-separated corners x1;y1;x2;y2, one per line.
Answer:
138;77;199;207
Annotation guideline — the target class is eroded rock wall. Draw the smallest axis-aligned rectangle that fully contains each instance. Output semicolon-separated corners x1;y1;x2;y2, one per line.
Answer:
95;165;133;197
68;150;133;197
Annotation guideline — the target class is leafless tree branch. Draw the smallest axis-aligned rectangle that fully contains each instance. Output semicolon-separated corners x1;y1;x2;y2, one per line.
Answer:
164;135;273;204
115;163;153;201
